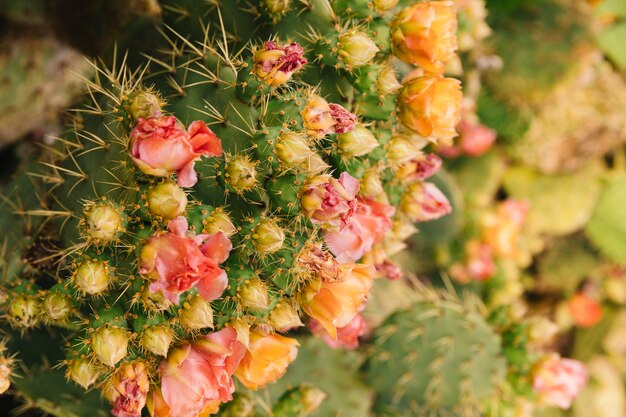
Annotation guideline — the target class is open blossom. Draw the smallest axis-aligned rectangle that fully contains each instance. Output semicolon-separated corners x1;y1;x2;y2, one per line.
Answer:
296;243;346;282
301;95;357;137
235;331;299;390
325;197;395;263
159;328;246;417
303;263;374;338
310;313;366;349
391;1;458;73
253;41;307;86
300;172;359;229
482;199;529;258
532;354;588;409
107;361;150;417
140;216;231;304
129;116;222;187
568;293;603;328
401;182;451;222
328;103;357;134
450;240;496;283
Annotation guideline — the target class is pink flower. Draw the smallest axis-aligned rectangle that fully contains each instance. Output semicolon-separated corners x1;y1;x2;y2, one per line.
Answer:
325;198;395;263
140;216;231;304
328;103;357;134
457;119;497;156
159;327;246;417
129;116;222;187
532;354;588;409
300;172;360;229
310;313;366;349
301;95;358;137
108;361;149;417
375;259;404;281
465;241;497;281
401;182;451;222
253;41;307;86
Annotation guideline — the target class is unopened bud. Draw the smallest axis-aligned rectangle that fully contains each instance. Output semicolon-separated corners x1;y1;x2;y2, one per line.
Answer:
338;31;379;67
74;261;112;295
300;385;327;412
129;91;161;121
337;126;379;158
269;301;303;332
7;295;40;328
305;153;331;175
373;0;399;11
84;203;125;242
239;278;270;311
360;170;385;199
140;325;173;356
387;135;425;165
377;62;402;95
92;327;129;367
263;0;290;13
42;292;73;323
67;358;101;389
226;155;257;191
147;182;187;219
141;286;171;312
203;208;237;237
179;295;214;330
275;131;312;166
253;218;285;254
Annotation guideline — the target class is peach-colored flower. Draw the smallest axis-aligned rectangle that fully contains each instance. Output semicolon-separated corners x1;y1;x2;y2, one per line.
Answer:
391;1;458;73
302;263;374;338
159;328;246;417
296;243;346;282
401;182;451;223
310;313;366;349
397;75;462;141
532;354;587;409
325;198;395;263
300;173;359;229
301;95;357;137
235;331;299;390
482;199;529;258
129;116;222;187
568;293;603;328
108;361;150;417
140;216;231;304
253;41;307;86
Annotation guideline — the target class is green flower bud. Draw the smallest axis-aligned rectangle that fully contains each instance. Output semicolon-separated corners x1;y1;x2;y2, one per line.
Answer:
269;300;303;332
337;125;379;158
263;0;290;14
225;155;257;191
179;295;214;330
42;292;73;323
338;31;379;67
252;218;285;254
7;295;40;328
74;261;112;295
275;131;312;167
92;327;129;367
84;203;125;242
129;91;161;121
140;324;173;356
203;208;237;237
239;278;270;311
67;358;101;389
147;182;187;219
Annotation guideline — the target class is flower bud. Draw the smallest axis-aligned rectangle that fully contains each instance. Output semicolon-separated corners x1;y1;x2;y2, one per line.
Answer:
401;182;452;222
84;203;125;242
391;1;458;73
274;131;312;166
301;95;336;138
305;153;331;175
263;0;290;14
225;155;257;191
373;0;399;11
338;31;379;67
42;292;73;323
252;218;285;254
377;62;402;95
7;295;40;328
337;126;379;158
141;286;171;311
202;208;238;237
74;260;112;295
140;325;173;356
179;295;214;330
92;327;129;367
269;300;303;332
360;170;386;200
300;173;359;229
231;317;252;347
386;135;425;165
67;358;101;389
253;41;307;86
398;75;462;141
391;218;418;240
147;182;187;219
239;278;270;311
129;91;161;121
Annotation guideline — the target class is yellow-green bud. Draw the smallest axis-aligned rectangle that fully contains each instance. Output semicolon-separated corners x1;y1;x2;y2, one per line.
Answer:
231;317;252;347
300;385;327;413
252;218;285;254
239;278;270;311
337;125;379;158
141;286;171;311
179;295;214;330
7;295;40;328
274;131;312;166
67;358;101;389
225;155;257;191
305;153;331;175
338;31;379;67
147;182;187;219
84;204;125;242
269;301;303;332
92;327;129;367
74;261;112;295
377;62;402;95
129;91;161;121
140;325;173;356
360;170;387;200
373;0;399;11
263;0;290;13
42;292;73;323
203;208;237;237
386;135;425;165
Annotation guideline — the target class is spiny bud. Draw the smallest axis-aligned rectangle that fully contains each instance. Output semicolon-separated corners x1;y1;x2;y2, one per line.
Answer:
74;260;112;295
225;155;257;191
386;135;425;165
129;91;161;121
263;0;290;14
239;278;270;311
377;61;402;95
252;218;285;254
274;131;312;166
373;0;399;11
92;327;129;367
42;292;73;323
147;182;187;219
203;208;237;237
179;295;214;330
7;295;40;328
67;358;101;389
140;325;173;356
360;170;386;200
269;301;303;332
84;203;125;242
337;125;379;158
338;31;379;67
300;385;327;413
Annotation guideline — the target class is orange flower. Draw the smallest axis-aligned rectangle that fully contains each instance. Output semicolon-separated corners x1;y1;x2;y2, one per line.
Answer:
568;293;603;328
391;1;458;73
397;75;462;140
302;263;375;338
235;332;299;390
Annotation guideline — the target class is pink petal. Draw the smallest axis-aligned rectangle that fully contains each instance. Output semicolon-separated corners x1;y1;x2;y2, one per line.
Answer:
177;161;198;188
338;172;360;199
200;232;232;264
168;216;189;236
196;269;228;301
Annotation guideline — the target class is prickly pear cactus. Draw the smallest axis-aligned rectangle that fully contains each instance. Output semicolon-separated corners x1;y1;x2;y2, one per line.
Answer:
0;1;463;416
